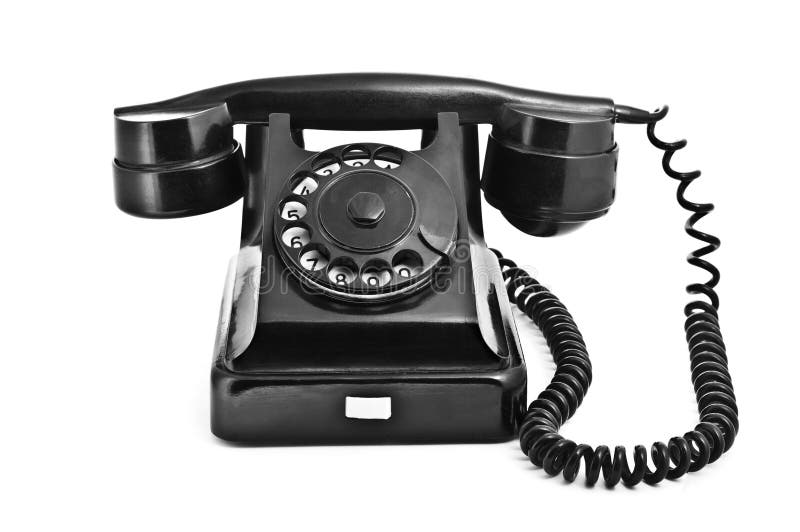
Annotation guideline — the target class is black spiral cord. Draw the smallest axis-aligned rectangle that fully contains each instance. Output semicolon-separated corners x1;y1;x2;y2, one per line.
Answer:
494;107;738;486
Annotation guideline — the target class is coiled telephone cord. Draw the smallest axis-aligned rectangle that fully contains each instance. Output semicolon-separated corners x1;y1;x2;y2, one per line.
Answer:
493;108;738;486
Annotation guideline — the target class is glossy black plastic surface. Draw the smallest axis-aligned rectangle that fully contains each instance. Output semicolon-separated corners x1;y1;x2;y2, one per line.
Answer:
111;75;739;488
113;103;245;217
110;74;657;444
481;105;618;236
112;74;652;224
211;114;526;443
114;73;619;130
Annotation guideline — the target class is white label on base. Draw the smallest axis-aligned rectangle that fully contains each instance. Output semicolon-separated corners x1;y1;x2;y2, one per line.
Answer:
345;396;391;420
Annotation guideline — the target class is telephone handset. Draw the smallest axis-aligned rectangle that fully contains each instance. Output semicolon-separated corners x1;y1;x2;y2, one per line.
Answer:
113;74;737;487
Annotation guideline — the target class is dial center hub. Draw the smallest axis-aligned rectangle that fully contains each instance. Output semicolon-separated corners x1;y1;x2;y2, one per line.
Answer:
318;171;414;252
347;191;385;226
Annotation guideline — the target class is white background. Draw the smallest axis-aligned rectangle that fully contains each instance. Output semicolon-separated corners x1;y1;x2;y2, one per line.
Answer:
2;1;798;530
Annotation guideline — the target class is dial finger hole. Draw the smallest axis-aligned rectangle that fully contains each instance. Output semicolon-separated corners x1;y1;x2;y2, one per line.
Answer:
280;199;308;221
392;250;423;279
343;145;371;167
299;244;329;272
312;153;341;176
281;224;311;249
327;257;358;287
290;173;318;196
373;147;402;170
361;259;393;288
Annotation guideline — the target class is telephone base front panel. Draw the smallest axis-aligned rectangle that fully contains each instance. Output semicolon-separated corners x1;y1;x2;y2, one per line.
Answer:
211;363;526;445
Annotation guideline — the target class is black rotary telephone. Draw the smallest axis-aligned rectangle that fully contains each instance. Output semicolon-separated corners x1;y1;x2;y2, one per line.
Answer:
112;74;738;487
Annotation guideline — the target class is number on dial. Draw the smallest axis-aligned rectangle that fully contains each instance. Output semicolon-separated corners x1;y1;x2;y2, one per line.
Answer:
300;248;328;271
281;226;310;249
281;200;307;221
291;175;318;196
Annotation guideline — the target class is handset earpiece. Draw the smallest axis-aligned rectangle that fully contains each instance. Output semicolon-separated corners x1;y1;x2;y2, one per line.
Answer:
113;102;244;218
481;104;618;236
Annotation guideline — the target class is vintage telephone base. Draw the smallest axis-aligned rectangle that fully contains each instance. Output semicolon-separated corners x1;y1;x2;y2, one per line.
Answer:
210;114;526;444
